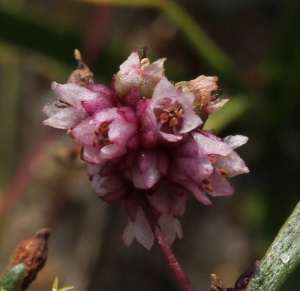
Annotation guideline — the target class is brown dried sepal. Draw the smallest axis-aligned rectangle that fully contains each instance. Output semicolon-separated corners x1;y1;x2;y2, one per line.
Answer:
67;49;94;86
7;228;51;291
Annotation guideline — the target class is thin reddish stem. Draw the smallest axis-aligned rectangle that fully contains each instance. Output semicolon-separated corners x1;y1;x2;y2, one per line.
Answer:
138;191;195;291
81;5;114;67
0;129;57;221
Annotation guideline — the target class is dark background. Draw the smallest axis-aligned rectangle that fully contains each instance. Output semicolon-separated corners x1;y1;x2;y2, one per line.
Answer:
0;0;299;290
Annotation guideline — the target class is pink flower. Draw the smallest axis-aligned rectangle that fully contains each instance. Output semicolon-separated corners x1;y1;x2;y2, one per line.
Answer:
43;82;114;129
141;76;202;146
72;107;138;163
115;51;166;98
176;75;229;114
43;51;249;249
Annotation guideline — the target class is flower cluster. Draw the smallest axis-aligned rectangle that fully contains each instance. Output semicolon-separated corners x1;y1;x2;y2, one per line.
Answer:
43;50;249;249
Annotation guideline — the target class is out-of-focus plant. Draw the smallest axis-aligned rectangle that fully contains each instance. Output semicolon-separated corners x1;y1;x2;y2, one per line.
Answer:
52;277;74;291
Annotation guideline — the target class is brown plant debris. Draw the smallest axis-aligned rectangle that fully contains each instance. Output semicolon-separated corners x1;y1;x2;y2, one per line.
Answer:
7;228;51;291
209;274;226;291
67;49;94;86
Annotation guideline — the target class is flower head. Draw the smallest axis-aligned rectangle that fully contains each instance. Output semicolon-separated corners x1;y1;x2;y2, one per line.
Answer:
43;50;249;249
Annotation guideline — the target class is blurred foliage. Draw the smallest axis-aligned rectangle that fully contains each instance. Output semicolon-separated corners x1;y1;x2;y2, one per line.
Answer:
52;277;74;291
0;0;300;290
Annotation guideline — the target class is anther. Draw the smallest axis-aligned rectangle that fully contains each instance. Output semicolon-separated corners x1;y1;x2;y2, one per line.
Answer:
205;185;213;192
202;178;210;184
176;107;183;117
160;112;169;123
209;155;217;163
169;117;178;126
219;168;229;176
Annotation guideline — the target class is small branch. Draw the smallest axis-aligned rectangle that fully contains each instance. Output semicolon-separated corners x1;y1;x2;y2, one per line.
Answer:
247;201;300;291
138;191;195;291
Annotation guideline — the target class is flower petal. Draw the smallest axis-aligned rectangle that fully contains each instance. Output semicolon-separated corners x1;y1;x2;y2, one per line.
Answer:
123;208;154;250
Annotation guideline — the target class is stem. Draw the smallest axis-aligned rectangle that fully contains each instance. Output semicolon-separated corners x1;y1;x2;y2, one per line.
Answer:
247;201;300;291
0;129;57;222
138;191;195;291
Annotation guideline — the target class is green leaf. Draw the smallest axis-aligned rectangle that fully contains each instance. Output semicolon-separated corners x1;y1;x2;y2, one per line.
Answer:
0;263;26;291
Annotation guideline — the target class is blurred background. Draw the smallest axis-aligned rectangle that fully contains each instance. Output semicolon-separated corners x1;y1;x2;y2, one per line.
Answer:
0;0;300;290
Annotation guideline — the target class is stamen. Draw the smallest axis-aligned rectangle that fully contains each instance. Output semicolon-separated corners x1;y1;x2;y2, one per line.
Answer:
160;112;169;123
202;178;210;184
169;117;178;126
100;123;110;134
176;107;183;117
158;103;184;127
141;46;148;59
58;99;72;106
55;99;72;109
205;185;213;192
140;58;150;67
55;104;69;109
219;168;229;176
209;155;217;163
93;122;112;147
103;137;111;146
94;127;102;136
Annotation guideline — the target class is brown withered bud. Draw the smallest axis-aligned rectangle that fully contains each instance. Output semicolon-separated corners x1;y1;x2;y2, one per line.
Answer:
67;49;94;86
7;228;51;291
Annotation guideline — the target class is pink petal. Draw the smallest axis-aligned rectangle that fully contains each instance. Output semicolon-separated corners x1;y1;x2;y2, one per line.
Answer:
171;155;213;183
123;208;154;250
132;152;161;189
100;144;126;159
101;187;129;203
223;135;248;149
207;172;234;197
207;99;229;114
158;215;183;244
51;82;99;108
115;51;141;97
214;152;249;177
148;181;188;216
81;98;113;115
43;105;82;129
192;132;233;156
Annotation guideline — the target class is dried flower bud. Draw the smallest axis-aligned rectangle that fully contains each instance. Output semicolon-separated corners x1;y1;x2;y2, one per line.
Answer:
7;228;51;291
67;49;94;86
209;274;226;291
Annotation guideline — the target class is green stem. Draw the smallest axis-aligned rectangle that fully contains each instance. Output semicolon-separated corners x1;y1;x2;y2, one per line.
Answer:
161;0;235;76
247;201;300;291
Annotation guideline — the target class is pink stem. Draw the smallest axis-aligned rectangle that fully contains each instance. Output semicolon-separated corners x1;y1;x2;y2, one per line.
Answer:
81;5;114;67
138;191;195;291
0;129;57;221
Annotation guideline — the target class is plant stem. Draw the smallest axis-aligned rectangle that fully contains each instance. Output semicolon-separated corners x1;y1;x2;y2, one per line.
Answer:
138;191;195;291
247;201;300;291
